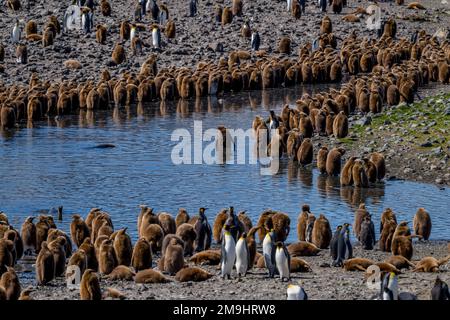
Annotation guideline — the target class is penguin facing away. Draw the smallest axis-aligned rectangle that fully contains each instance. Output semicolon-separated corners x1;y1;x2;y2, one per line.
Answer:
194;207;212;252
220;224;236;279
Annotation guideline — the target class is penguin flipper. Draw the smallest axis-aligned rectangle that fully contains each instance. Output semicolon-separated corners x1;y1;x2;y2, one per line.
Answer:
220;237;227;265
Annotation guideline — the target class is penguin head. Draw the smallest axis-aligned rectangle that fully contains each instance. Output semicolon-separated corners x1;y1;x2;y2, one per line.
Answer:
223;224;231;233
336;225;342;231
301;204;310;212
240;232;247;240
199;207;207;214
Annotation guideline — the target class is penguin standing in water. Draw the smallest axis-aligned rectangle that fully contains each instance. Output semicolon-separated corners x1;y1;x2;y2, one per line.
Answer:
268;110;279;140
221;224;236;279
152;24;161;49
11;19;21;44
194;207;212;252
189;0;198;17
235;233;250;278
330;225;342;262
287;282;308;300
431;277;450;300
263;228;277;278
275;242;290;281
332;223;352;267
251;30;260;51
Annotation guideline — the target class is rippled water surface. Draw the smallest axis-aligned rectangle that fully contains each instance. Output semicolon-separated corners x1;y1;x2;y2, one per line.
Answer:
0;87;449;242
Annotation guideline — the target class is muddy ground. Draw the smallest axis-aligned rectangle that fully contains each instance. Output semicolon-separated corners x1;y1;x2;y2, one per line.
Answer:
16;240;449;300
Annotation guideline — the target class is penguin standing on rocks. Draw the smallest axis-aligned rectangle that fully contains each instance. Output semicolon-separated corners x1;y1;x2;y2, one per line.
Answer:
220;224;236;279
251;29;260;51
11;19;21;44
287;0;292;12
263;228;277;278
189;0;198;17
235;232;250;278
139;0;147;16
431;277;450;300
225;206;240;242
332;223;352;267
319;0;327;12
130;24;137;43
15;43;27;64
152;24;161;49
287;282;308;300
380;272;418;300
148;0;159;22
275;242;290;281
81;8;93;34
194;207;212;252
330;225;342;262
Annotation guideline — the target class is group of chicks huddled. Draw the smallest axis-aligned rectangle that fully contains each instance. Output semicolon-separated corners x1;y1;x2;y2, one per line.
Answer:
0;201;448;300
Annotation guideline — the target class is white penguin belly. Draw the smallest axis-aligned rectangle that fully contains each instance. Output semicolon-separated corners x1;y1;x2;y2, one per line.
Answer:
275;249;289;279
221;235;236;276
235;239;248;275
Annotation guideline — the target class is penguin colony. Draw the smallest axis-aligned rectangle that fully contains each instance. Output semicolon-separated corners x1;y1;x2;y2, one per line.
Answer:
0;204;448;300
0;5;449;129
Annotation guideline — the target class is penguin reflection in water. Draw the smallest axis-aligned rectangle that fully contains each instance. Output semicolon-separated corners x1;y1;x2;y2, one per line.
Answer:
220;224;236;279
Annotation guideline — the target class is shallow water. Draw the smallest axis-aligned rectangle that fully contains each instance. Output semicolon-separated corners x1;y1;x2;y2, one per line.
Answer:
0;86;449;242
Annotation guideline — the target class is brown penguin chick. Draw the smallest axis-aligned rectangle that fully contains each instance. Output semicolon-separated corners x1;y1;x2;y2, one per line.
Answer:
297;205;310;241
138;206;158;237
0;286;6;300
163;238;185;275
287;241;321;256
16;44;27;64
67;249;87;279
132;238;152;272
413;208;432;240
103;287;126;300
299;112;313;138
0;213;8;224
384;255;415;270
100;0;112;16
393;221;411;238
161;234;184;258
245;226;260;269
278;37;291;55
98;239;117;275
189;250;221;265
326;147;345;176
320;16;332;34
0;267;21;300
391;235;419;260
340;156;356;186
238;211;252;232
213;209;228;243
256;210;276;243
25;20;37;36
412;256;450;273
311;214;332;249
35;216;52;254
20;216;36;255
363;158;377;183
353;203;370;240
175;209;190;228
70;214;90;248
352;159;369;188
135;269;171;283
96;25;107;44
35;241;55;285
175;267;213;282
0;238;13;276
271;212;291;242
297;138;313;166
256;255;266;268
380;208;397;233
47;229;72;258
142;224;164;254
112;228;132;266
232;0;243;16
325;112;334;136
18;287;34;300
85;208;101;232
343;258;375;271
94;235;109;257
290;257;312;273
119;21;130;40
380;219;397;252
91;213;113;243
317;147;329;174
42;27;54;47
332;111;348;138
107;265;135;281
78;237;98;271
112;43;126;66
80;269;102;300
175;223;196;255
158;213;176;235
387;84;400;106
165;20;176;39
342;14;360;22
47;236;67;277
221;7;233;25
407;2;426;9
438;60;449;84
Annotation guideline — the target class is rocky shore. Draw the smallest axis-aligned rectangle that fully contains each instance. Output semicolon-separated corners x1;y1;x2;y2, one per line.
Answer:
16;240;449;300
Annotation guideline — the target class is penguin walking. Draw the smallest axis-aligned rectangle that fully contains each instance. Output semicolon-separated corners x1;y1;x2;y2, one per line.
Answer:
332;223;352;267
11;19;21;44
189;0;198;17
262;228;276;278
194;207;212;252
152;24;161;49
287;282;308;300
251;30;260;51
220;224;236;279
235;233;250;278
275;242;290;281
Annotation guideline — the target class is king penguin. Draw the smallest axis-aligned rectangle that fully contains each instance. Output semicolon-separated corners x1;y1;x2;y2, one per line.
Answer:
431;277;450;300
380;272;417;300
130;24;137;43
235;232;250;278
189;0;198;17
330;225;342;262
194;207;212;252
262;228;276;278
287;282;308;300
275;242;290;281
11;19;21;44
332;223;352;267
221;224;236;279
152;24;161;49
251;30;260;51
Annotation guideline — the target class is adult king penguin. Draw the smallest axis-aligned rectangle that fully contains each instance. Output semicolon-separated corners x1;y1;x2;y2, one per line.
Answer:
220;224;236;279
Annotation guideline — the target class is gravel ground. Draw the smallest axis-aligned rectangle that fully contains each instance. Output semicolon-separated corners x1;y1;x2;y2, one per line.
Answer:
15;240;450;300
